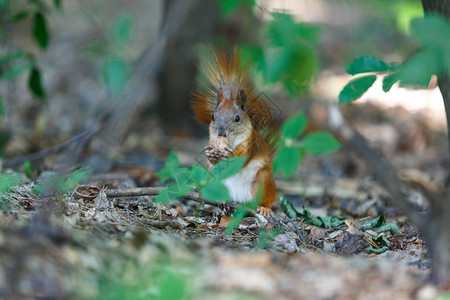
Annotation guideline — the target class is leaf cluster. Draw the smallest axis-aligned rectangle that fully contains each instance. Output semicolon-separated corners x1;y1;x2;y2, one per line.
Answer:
273;112;341;178
100;14;135;97
155;151;246;204
339;15;450;103
0;0;62;105
241;13;320;95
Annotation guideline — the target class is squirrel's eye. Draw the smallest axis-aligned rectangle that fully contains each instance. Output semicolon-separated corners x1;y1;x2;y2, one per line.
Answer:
235;115;240;122
212;114;215;121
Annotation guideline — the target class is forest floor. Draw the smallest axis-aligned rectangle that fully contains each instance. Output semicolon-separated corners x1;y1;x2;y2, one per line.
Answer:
0;98;448;300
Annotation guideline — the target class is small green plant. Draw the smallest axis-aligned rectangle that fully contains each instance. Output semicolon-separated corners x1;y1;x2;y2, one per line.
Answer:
155;151;246;204
33;168;92;195
84;13;135;98
273;111;341;178
0;172;22;211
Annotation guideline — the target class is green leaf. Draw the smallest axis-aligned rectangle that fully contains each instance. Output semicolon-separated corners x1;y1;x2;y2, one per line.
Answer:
279;197;301;219
298;206;323;227
53;0;62;9
225;196;260;235
263;13;319;94
273;147;302;178
320;216;346;229
154;186;170;203
0;0;5;8
264;45;317;94
374;235;390;247
12;10;30;22
345;56;388;75
58;169;91;193
201;181;230;202
399;50;438;87
0;95;5;116
154;182;192;203
218;0;255;16
338;75;377;104
211;156;246;180
267;13;319;47
382;72;400;92
0;51;24;65
28;67;46;99
1;64;32;80
171;167;191;186
0;173;22;193
165;151;179;171
280;111;307;139
0;133;9;157
256;228;282;248
103;56;129;96
377;223;399;235
240;45;264;70
111;14;134;44
366;246;388;254
23;161;34;179
387;62;401;71
410;15;450;49
301;131;341;155
190;164;209;186
156;151;179;182
360;216;386;231
32;12;49;49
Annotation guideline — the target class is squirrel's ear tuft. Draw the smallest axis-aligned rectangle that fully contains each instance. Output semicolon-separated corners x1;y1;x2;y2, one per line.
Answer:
216;88;224;105
237;89;247;109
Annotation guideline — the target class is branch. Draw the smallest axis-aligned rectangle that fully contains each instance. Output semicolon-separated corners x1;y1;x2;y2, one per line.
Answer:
103;186;234;209
328;104;424;227
2;128;100;169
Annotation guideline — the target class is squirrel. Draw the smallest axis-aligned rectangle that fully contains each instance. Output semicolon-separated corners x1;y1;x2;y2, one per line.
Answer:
191;48;276;217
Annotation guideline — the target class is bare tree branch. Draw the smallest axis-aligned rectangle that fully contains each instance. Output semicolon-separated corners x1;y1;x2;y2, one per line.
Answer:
328;104;424;228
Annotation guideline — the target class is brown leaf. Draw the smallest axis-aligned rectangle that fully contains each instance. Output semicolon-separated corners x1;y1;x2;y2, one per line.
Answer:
75;185;101;200
219;215;232;228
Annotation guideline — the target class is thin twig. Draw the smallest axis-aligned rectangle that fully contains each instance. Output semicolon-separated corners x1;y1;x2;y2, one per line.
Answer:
284;217;307;245
391;232;421;238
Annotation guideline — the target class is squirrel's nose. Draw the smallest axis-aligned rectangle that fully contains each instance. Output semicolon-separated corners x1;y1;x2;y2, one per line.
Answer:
218;128;227;137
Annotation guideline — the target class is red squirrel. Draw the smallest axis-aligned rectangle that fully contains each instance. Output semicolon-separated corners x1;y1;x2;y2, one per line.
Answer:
191;48;276;217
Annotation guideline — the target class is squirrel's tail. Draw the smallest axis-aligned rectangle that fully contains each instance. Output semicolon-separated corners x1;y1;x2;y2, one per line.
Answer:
191;48;273;132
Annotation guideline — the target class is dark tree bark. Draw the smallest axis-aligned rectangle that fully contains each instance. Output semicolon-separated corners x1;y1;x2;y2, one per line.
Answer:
157;1;261;136
157;0;221;136
421;0;450;181
419;0;450;285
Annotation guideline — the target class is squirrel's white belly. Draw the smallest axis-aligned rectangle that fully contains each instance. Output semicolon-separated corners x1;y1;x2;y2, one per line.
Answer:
222;159;265;203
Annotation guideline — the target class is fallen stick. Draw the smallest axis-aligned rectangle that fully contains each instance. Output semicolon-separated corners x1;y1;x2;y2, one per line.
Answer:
102;186;234;209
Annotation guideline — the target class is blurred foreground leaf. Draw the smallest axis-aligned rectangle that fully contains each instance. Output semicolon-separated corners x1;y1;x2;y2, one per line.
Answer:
273;147;303;178
301;132;341;155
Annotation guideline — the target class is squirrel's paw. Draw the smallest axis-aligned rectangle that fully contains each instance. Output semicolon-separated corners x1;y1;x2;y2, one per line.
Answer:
257;206;273;218
205;145;232;162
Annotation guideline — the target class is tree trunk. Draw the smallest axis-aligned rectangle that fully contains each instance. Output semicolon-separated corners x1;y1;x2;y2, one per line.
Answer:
420;0;450;285
157;0;221;136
